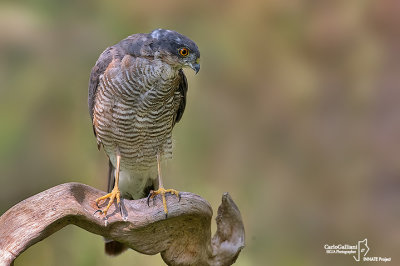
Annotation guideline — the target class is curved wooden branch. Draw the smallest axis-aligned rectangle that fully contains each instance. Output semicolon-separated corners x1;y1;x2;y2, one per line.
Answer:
0;183;244;265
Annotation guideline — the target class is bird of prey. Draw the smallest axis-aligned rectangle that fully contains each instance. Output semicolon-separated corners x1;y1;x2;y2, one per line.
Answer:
88;29;200;255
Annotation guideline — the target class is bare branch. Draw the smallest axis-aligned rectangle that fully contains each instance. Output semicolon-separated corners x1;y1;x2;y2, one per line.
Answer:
0;183;244;266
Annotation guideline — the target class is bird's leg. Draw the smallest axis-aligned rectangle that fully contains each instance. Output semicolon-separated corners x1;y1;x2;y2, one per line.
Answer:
95;149;122;216
147;153;180;217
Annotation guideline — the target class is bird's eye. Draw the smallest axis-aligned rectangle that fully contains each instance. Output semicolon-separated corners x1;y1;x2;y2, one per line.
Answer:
179;48;189;57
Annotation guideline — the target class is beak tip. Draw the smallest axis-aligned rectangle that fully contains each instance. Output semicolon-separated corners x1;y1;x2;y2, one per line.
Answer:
189;62;200;74
194;64;200;74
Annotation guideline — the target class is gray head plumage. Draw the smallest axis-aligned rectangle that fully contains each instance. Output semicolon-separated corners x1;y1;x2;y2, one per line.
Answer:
150;29;200;58
149;29;200;73
119;29;200;73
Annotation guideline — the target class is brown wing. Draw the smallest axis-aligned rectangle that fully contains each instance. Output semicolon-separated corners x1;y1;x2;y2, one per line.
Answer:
88;33;153;122
174;69;188;125
88;47;117;122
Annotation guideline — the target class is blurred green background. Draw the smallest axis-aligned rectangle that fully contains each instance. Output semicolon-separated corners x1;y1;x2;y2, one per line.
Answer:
1;0;399;265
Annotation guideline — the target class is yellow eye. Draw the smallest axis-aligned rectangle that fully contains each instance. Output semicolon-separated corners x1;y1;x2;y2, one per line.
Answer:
179;48;189;57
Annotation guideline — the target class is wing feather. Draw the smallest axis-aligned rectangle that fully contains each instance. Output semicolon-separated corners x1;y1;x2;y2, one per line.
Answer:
88;34;153;122
174;69;188;125
88;47;116;121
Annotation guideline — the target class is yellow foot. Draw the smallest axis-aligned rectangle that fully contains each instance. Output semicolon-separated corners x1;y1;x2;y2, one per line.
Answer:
147;188;181;217
95;187;121;216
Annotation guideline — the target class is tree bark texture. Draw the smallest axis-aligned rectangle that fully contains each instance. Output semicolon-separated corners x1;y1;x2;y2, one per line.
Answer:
0;183;244;266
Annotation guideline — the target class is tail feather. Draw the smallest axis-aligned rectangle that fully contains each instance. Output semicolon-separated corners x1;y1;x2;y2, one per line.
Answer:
105;160;128;256
104;159;156;256
107;159;115;194
105;241;128;256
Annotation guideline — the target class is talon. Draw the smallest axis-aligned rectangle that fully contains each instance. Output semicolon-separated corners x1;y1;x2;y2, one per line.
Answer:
94;187;121;217
147;187;180;217
148;153;181;217
94;209;103;215
119;202;123;217
95;149;122;217
147;190;154;207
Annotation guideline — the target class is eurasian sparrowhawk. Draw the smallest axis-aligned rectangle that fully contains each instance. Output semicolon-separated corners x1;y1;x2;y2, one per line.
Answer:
88;29;200;255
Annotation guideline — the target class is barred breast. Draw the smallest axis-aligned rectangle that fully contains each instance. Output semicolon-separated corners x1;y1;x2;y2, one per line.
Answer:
92;55;181;176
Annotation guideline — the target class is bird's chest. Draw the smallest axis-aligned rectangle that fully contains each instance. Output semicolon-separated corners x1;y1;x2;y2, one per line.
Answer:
93;62;180;170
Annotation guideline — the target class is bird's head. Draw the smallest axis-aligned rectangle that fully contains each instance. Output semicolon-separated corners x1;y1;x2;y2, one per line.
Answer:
149;29;200;74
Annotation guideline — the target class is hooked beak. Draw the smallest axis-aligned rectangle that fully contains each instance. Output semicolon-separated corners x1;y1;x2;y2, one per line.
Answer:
189;62;200;74
189;58;200;74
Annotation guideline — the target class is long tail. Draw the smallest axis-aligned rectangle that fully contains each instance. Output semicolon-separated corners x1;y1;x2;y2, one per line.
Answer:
105;239;128;256
104;159;155;256
104;160;128;256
